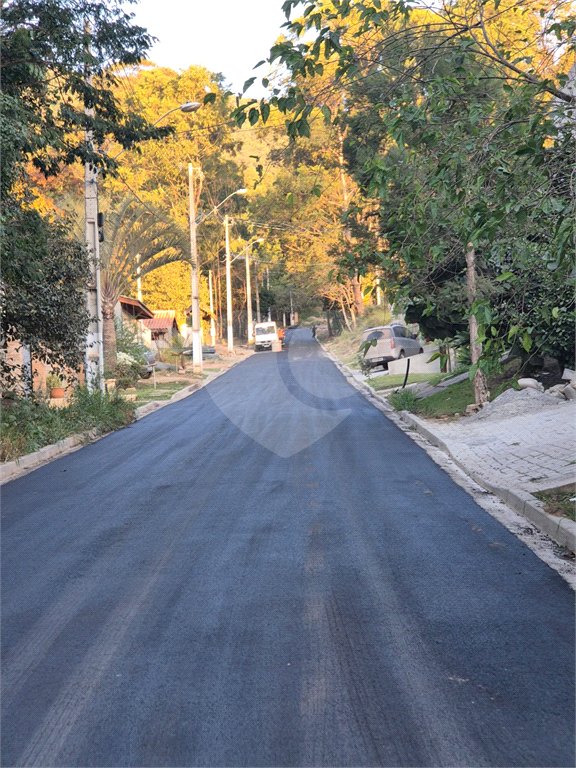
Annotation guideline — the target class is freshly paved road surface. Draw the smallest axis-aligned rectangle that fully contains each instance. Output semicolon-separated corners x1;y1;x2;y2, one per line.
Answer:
2;329;574;767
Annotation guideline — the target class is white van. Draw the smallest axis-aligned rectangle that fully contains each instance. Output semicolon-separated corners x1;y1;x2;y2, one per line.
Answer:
254;322;278;351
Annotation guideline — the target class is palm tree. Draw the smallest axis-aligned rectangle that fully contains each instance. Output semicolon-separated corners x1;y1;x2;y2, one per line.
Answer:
98;196;190;372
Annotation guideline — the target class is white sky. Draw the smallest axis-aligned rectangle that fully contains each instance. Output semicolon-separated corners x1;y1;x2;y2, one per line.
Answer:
130;0;290;97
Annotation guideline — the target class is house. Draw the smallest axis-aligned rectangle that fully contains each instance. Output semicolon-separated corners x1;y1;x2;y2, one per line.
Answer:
142;310;179;351
115;295;155;348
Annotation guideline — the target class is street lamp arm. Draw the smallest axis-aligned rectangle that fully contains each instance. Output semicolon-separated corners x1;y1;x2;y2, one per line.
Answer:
108;102;202;163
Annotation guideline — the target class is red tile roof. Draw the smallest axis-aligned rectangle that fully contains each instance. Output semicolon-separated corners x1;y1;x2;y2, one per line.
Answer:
119;295;155;320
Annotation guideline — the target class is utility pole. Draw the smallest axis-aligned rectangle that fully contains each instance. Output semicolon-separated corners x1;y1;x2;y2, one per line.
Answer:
255;268;261;323
225;215;234;352
188;164;203;373
246;244;254;343
208;269;216;349
83;23;104;391
289;289;294;326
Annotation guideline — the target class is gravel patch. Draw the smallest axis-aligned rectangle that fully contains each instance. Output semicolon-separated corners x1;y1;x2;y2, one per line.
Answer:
469;387;566;422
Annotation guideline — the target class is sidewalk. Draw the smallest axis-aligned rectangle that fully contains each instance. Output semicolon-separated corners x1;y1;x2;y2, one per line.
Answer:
326;350;576;554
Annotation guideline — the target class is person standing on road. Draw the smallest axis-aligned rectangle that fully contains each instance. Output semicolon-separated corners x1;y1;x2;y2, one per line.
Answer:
312;325;317;338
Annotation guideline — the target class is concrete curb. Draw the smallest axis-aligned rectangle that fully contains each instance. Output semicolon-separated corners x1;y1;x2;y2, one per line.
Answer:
0;353;252;486
321;341;576;554
396;410;576;554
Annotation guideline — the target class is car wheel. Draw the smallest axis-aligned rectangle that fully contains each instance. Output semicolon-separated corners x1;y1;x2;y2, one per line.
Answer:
419;347;424;354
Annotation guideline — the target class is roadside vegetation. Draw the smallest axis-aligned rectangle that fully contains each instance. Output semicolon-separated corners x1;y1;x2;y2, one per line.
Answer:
534;489;576;522
1;388;135;463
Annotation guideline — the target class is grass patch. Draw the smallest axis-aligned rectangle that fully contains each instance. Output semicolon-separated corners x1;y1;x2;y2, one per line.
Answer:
534;489;576;521
371;373;434;391
135;380;192;404
415;379;476;417
1;388;135;462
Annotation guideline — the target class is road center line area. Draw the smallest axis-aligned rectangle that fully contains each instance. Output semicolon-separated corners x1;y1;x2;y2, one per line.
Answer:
2;329;574;767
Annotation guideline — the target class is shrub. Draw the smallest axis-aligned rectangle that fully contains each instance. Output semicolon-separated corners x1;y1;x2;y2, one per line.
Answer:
1;388;135;462
388;388;420;412
115;351;140;389
115;319;148;366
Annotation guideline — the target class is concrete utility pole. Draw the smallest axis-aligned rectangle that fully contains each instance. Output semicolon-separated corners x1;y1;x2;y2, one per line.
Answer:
188;164;202;373
208;270;216;348
225;215;234;352
245;244;254;343
83;27;104;391
255;268;261;323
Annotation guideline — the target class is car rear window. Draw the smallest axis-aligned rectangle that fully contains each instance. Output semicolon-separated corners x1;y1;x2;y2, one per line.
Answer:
361;328;392;342
393;326;407;337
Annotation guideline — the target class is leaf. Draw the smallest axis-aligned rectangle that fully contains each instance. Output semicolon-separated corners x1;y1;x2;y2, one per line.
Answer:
260;102;271;123
242;77;257;94
203;93;216;105
552;307;560;319
522;332;533;353
286;192;294;206
496;271;514;282
311;185;321;198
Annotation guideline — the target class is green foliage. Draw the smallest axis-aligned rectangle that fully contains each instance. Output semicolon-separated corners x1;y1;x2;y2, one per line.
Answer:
45;374;62;391
388;388;420;412
1;388;135;462
1;205;90;387
1;0;168;185
114;320;148;366
114;352;141;389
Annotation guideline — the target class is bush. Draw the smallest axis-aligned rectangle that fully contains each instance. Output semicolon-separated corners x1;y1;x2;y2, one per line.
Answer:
1;388;135;462
115;319;148;366
388;388;420;412
115;351;140;389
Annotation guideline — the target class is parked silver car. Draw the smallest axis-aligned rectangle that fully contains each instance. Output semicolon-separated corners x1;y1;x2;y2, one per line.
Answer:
359;324;423;370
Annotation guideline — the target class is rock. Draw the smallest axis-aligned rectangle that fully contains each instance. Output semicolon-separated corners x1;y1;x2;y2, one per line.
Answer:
466;403;481;414
517;377;544;392
562;384;576;400
547;384;568;397
562;368;576;383
548;390;567;400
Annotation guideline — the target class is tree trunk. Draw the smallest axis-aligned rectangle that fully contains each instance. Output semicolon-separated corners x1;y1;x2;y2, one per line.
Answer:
326;310;333;338
351;272;364;317
102;299;117;375
466;242;489;405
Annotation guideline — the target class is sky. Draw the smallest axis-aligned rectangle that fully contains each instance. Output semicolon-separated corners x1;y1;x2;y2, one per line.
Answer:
130;0;290;98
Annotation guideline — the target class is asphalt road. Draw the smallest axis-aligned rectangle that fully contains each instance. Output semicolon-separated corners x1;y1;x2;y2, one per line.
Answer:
2;329;574;767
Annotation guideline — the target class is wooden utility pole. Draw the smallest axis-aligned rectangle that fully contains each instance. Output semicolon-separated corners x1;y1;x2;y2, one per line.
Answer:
466;242;489;405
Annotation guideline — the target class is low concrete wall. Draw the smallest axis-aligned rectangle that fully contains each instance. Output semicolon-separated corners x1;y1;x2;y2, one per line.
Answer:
388;350;441;375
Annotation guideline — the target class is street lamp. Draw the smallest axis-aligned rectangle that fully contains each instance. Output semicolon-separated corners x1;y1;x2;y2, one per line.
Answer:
84;101;201;391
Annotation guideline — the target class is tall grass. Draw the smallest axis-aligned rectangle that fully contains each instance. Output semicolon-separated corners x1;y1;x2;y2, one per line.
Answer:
1;387;135;462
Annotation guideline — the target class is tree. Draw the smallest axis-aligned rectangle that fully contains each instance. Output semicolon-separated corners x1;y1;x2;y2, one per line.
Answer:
97;197;190;372
1;0;170;387
1;207;90;387
231;0;575;372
